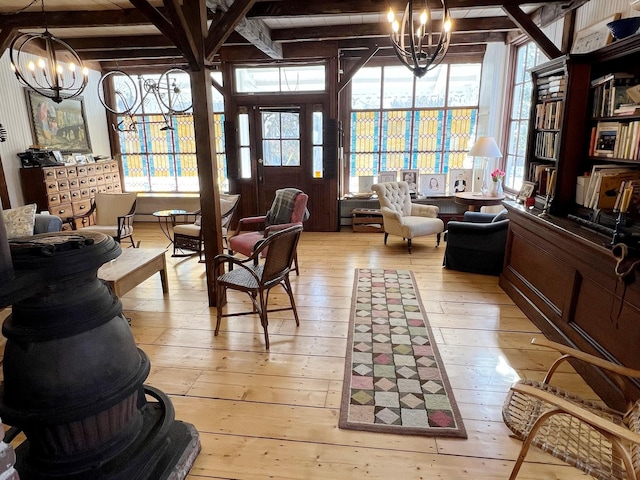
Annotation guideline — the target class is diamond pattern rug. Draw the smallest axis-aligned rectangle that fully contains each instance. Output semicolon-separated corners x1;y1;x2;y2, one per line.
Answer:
339;268;467;438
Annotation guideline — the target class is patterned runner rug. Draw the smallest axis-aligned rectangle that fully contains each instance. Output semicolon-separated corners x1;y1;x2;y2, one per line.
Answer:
339;268;467;438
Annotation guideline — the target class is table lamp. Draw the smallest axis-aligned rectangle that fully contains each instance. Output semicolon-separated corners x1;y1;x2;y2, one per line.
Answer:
468;136;503;195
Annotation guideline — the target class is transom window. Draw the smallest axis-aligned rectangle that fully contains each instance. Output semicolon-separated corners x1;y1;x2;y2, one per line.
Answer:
347;64;481;193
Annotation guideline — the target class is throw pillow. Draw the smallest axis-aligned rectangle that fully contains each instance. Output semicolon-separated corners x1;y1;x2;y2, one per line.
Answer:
2;204;37;239
491;209;509;223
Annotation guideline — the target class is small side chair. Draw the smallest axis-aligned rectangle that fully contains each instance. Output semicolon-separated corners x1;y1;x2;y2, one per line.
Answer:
172;193;240;260
69;192;138;247
371;181;444;253
213;224;303;350
503;337;640;480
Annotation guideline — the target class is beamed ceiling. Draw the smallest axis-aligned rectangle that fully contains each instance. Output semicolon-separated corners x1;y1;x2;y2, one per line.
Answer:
0;0;587;72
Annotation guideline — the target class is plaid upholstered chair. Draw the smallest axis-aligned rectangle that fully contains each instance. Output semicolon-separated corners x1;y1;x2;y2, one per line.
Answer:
228;188;308;275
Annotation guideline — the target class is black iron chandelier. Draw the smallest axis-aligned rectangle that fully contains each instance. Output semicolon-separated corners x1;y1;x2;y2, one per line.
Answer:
387;0;452;78
9;0;88;103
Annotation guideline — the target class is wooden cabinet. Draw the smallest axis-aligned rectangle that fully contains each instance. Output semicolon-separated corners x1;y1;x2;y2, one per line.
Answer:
20;161;122;227
503;36;640;409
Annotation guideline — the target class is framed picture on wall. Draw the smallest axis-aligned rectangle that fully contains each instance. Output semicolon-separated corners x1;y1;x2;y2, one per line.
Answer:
26;90;92;153
571;14;620;54
420;174;446;195
449;169;472;194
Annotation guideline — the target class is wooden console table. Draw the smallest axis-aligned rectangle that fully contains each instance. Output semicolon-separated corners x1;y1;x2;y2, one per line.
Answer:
98;248;168;297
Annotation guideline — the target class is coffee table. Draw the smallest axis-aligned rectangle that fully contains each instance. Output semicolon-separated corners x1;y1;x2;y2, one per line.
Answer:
454;192;505;211
98;248;168;297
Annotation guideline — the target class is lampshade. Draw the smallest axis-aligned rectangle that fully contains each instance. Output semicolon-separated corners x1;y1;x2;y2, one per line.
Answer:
468;137;503;157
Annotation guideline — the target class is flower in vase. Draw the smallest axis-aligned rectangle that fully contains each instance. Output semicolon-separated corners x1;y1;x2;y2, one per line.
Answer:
491;169;505;182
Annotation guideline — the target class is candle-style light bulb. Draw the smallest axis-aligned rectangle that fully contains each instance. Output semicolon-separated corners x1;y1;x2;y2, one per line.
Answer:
37;59;45;69
27;61;35;72
444;18;452;32
420;10;428;25
69;63;76;72
387;8;395;23
392;20;400;33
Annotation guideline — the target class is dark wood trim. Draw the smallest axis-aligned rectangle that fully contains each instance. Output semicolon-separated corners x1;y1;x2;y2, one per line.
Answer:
205;0;257;61
0;155;11;209
502;4;562;59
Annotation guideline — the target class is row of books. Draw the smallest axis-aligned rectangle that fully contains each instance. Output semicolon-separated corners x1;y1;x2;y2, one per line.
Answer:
534;131;558;159
528;162;556;197
536;75;566;100
589;121;640;160
591;72;640;118
534;100;563;130
580;165;640;210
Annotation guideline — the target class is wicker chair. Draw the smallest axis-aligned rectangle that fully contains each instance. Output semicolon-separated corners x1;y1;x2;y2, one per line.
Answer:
213;224;303;350
503;337;640;480
172;193;240;260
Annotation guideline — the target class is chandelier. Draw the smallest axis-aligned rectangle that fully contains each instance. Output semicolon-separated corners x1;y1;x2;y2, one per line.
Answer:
9;0;88;104
387;0;452;78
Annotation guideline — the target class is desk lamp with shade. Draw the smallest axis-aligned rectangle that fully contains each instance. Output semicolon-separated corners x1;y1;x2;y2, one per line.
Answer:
468;136;503;195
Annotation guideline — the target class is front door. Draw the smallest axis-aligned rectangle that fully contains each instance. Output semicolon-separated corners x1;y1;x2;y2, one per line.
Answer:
253;106;305;213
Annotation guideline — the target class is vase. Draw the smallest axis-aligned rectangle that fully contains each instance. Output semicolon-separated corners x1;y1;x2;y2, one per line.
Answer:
489;179;503;196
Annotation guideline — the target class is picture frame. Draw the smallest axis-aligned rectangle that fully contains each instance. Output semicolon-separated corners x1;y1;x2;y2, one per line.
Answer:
517;181;536;202
26;90;92;153
594;121;620;157
378;171;397;183
74;154;87;164
400;169;419;191
571;14;620;54
449;168;472;194
51;150;64;164
358;175;374;193
420;174;446;195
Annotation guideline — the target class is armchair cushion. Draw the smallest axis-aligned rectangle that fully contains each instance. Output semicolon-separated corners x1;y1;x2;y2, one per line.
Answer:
2;204;36;239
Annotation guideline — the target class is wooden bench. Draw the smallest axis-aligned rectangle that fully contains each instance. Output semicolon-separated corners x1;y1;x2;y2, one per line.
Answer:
98;248;168;297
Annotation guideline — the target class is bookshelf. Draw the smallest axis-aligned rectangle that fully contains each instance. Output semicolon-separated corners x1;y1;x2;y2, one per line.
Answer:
501;35;640;410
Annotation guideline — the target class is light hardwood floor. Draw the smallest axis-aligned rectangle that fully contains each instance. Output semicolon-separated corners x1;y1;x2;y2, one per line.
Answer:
113;224;599;478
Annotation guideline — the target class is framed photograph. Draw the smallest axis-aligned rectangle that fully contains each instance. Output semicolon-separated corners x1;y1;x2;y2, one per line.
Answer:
26;90;92;153
449;168;472;194
378;171;397;183
51;150;64;164
400;169;419;191
571;14;620;54
517;181;536;201
420;174;446;195
86;154;96;163
358;175;374;193
74;154;87;164
594;121;620;157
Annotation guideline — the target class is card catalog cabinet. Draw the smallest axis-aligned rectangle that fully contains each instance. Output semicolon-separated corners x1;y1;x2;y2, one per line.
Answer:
20;161;122;226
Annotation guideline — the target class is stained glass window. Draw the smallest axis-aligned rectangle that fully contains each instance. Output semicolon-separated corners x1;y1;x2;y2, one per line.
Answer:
348;64;480;193
114;71;226;193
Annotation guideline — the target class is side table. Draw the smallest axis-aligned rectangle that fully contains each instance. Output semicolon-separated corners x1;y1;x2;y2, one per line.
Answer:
454;192;505;212
153;209;186;246
351;208;384;233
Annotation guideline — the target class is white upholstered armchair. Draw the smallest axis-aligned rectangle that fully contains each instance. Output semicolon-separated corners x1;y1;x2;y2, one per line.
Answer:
372;181;444;253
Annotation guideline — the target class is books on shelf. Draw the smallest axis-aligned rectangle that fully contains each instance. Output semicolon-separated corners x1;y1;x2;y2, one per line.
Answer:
534;131;558;159
582;164;640;210
593;122;620;157
537;74;566;100
591;73;640;118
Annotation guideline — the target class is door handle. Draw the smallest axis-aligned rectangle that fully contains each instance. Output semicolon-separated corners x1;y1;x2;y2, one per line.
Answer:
257;158;264;183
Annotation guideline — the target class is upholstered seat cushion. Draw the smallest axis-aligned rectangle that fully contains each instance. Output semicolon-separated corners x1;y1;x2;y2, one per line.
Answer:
80;225;134;238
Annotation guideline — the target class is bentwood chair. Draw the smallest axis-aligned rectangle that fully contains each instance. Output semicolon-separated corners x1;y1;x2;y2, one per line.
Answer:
228;188;309;275
213;224;303;350
503;337;640;480
371;181;444;253
69;192;138;247
172;193;240;260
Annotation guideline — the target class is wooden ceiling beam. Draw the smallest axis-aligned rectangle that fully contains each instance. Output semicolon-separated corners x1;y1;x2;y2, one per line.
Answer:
338;31;507;50
66;35;175;51
205;0;258;60
502;4;562;59
81;48;184;61
248;0;578;18
340;44;487;58
1;9;155;28
271;16;517;42
128;0;180;47
162;0;200;68
0;27;17;58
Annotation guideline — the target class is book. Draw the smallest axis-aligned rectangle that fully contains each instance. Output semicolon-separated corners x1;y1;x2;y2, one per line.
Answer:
594;122;620;157
596;170;640;209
